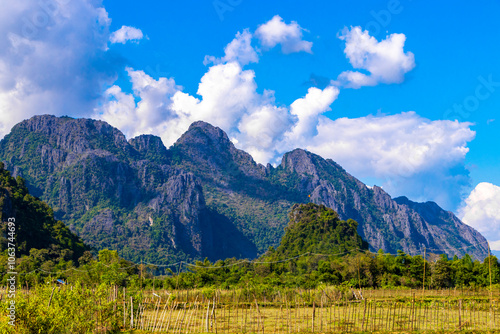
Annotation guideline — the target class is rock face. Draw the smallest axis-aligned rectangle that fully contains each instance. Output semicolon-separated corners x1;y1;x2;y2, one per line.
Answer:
275;149;488;259
0;115;257;264
0;115;489;263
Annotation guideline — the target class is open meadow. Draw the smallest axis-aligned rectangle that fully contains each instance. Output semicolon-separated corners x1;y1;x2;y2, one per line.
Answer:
1;284;500;333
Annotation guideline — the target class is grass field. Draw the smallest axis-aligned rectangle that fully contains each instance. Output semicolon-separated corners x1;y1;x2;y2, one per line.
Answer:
2;285;500;333
130;291;500;333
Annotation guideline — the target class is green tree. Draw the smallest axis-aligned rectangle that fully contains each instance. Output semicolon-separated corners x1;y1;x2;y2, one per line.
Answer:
432;254;453;288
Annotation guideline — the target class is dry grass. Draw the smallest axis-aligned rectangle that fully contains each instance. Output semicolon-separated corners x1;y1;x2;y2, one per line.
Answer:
126;293;500;333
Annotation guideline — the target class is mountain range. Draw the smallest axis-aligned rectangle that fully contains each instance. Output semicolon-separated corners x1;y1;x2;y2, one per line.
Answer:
0;115;489;264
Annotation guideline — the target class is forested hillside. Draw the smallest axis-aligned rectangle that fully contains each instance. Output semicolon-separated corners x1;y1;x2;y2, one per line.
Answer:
0;162;87;272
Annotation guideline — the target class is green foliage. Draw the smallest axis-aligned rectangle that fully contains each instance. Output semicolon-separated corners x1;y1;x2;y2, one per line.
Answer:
1;176;498;293
273;203;369;259
0;163;87;263
0;283;121;333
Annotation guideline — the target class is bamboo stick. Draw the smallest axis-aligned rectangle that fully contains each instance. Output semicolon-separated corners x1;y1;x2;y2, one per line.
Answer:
48;286;55;307
206;299;211;333
166;302;178;332
459;299;462;329
123;288;126;328
212;298;217;334
172;302;183;333
185;299;198;334
152;298;161;330
312;301;315;332
176;302;187;333
156;296;170;332
130;296;133;329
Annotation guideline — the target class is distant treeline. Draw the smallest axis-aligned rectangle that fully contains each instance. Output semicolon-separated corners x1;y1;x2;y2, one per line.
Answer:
1;248;499;291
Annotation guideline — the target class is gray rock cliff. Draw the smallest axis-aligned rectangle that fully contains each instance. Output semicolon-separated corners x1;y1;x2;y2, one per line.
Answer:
0;115;488;262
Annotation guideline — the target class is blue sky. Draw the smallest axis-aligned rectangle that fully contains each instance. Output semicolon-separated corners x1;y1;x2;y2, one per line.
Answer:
1;0;499;249
103;0;500;185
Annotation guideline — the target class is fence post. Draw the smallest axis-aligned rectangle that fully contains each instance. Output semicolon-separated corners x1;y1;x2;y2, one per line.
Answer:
206;300;211;332
411;293;415;331
459;299;462;329
130;296;133;328
312;301;315;332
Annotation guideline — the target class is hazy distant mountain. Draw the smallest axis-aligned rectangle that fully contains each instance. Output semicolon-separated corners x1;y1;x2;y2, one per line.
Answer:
0;115;489;264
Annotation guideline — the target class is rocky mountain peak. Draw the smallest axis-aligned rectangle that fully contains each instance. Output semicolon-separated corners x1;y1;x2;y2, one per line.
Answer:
174;121;266;179
371;185;398;210
0;116;490;262
8;114;131;155
179;121;232;149
394;196;452;225
129;134;169;163
280;149;319;176
129;134;166;153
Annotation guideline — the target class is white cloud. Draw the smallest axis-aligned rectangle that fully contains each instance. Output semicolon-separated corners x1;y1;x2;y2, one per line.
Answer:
96;60;298;164
109;25;144;44
460;182;500;250
0;0;117;138
96;85;137;135
204;29;258;66
96;61;262;149
95;67;183;145
304;112;475;209
184;62;260;130
309;112;474;177
283;86;339;148
204;16;313;66
237;103;293;164
336;26;415;88
255;15;312;54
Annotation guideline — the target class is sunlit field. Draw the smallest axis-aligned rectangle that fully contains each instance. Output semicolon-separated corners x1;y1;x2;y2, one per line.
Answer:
2;285;499;333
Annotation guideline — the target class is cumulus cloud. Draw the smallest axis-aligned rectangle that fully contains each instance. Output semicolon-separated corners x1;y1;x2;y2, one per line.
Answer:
95;67;183;144
460;182;500;250
96;61;299;163
255;15;312;54
0;0;119;138
180;62;261;130
204;15;313;67
310;113;474;177
236;102;294;164
284;86;339;148
96;61;256;147
336;26;415;88
204;29;258;66
109;25;144;44
305;112;474;209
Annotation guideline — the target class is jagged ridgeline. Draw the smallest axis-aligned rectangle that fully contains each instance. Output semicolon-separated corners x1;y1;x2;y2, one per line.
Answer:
272;203;368;259
0;162;87;262
0;115;489;265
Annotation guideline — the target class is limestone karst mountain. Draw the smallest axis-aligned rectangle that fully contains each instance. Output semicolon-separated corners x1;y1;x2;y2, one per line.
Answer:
0;115;489;264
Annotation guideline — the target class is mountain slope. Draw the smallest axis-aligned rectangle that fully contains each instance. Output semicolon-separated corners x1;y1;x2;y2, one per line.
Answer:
0;115;489;262
0;115;256;264
272;149;488;258
0;162;87;262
